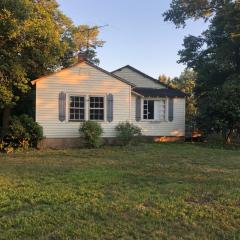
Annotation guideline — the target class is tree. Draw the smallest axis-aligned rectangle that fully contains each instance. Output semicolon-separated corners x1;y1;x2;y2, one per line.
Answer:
0;0;74;136
0;0;105;137
73;25;105;65
197;76;240;143
164;0;240;143
159;74;171;85
163;0;229;27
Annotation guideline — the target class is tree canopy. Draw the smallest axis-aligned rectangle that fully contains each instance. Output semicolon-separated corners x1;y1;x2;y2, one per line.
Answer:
164;0;240;143
159;74;171;85
73;25;105;65
163;0;231;27
0;0;74;135
0;0;104;136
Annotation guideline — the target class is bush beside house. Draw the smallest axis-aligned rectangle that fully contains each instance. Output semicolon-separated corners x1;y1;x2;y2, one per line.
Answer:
0;115;43;153
79;121;103;148
115;122;142;146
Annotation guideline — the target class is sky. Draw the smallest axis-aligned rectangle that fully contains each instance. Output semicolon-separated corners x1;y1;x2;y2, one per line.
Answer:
56;0;207;78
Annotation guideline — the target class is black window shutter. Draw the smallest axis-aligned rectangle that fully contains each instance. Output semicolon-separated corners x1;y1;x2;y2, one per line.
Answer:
168;98;174;122
136;96;141;122
59;92;66;122
107;94;113;122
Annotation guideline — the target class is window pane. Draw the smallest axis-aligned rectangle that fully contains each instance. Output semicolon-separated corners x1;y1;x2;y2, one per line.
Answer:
90;97;104;107
148;100;154;119
90;109;104;120
90;97;94;104
70;97;74;107
75;101;79;107
80;98;84;108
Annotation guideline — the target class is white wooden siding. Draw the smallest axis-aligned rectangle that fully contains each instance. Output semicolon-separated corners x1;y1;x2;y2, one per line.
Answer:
113;67;165;88
36;62;185;138
131;95;185;136
36;62;131;138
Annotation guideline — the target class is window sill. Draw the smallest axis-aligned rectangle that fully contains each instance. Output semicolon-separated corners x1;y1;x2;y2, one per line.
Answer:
68;120;85;122
140;120;168;123
68;120;107;123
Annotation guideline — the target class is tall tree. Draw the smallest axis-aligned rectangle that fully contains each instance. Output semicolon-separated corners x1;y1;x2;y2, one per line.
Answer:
0;0;105;136
164;0;240;143
0;0;74;136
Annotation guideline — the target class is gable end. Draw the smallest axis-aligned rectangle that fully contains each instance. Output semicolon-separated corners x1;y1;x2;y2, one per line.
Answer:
112;65;168;88
31;61;135;87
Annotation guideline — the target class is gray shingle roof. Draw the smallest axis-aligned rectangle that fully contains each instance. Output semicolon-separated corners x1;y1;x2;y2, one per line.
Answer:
133;87;186;98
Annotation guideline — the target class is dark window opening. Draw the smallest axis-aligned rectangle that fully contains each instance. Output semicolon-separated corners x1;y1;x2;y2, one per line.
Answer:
143;100;154;120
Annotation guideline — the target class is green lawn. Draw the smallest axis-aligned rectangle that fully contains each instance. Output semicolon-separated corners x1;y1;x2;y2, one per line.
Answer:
0;143;240;239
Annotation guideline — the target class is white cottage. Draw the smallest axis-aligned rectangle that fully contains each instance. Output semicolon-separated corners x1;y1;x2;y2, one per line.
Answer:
32;57;186;148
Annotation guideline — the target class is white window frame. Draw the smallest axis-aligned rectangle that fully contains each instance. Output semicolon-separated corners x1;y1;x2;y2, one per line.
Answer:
143;99;155;120
66;93;107;122
141;98;167;122
68;95;86;122
88;95;106;121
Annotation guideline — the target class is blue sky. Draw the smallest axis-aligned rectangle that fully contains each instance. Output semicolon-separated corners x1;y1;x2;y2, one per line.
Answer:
56;0;207;78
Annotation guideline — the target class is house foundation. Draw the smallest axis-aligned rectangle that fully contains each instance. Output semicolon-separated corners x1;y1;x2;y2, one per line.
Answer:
38;136;185;149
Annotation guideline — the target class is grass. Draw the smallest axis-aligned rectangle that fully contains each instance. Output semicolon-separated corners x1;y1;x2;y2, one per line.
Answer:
0;143;240;239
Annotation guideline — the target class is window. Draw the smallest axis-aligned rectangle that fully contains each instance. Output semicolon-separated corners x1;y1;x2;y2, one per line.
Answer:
143;100;154;120
89;97;104;120
69;96;85;121
143;99;166;121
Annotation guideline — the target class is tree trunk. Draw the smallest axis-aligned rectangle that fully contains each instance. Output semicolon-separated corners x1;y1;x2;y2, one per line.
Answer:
1;107;11;138
225;129;233;144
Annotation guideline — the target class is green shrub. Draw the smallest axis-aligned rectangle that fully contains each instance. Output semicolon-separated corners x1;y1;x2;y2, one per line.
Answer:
79;121;103;148
18;114;43;147
1;115;43;153
115;121;142;145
